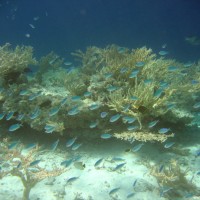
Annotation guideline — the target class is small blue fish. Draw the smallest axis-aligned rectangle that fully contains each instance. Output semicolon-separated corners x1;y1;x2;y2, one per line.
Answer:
113;162;126;171
144;79;153;85
127;125;139;131
130;96;139;101
166;103;176;110
191;80;199;85
100;112;108;118
123;104;131;112
94;158;104;167
71;143;82;150
193;102;200;109
158;128;170;134
45;124;56;134
30;108;40;119
60;97;68;106
104;72;113;79
101;133;112;139
16;113;25;121
120;67;128;73
9;123;21;132
66;176;79;184
159;164;164;173
6;111;14;120
109;114;121;123
111;157;125;162
135;61;145;67
68;106;80;115
129;70;139;78
84;91;92;97
71;96;81;101
61;158;73;167
154;88;164;98
51;139;59;151
133;179;137;187
89;121;99;128
184;62;193;68
109;187;120;195
8;141;20;149
122;116;136;124
159;50;169;56
89;103;100;110
66;137;77;147
168;66;178;72
127;192;135;198
28;92;42;101
132;143;144;152
148;120;159;128
164;142;175;149
107;86;118;92
29;160;41;166
24;143;37;150
19;89;29;96
49;106;60;116
0;113;5;120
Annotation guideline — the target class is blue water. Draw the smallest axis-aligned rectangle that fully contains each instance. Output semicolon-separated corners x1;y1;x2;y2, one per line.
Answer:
0;0;200;61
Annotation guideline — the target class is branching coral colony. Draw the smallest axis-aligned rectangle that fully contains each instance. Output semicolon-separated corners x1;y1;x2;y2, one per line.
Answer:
0;44;200;142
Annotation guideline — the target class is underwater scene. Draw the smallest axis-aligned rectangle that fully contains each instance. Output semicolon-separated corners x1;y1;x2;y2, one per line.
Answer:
0;0;200;200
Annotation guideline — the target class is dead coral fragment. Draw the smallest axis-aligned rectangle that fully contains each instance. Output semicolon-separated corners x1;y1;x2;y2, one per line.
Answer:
113;131;174;143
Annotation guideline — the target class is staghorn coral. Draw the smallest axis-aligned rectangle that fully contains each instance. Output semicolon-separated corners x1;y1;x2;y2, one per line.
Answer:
145;159;200;198
0;43;37;86
0;137;65;200
1;44;200;143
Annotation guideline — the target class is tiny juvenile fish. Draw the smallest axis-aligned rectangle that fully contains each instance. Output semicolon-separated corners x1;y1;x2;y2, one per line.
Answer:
0;113;5;120
71;143;82;151
113;162;126;171
132;143;144;152
9;123;21;132
19;89;29;96
159;50;169;56
68;106;80;115
84;91;92;97
122;116;136;123
24;143;37;150
158;128;170;134
66;176;79;184
71;96;81;101
89;103;100;110
6;111;14;120
100;112;108;118
109;187;120;195
60;97;68;106
148;120;159;128
129;69;139;78
61;158;73;167
127;125;139;131
101;133;112;139
89;121;99;128
164;142;175;149
127;192;135;198
8;141;20;149
135;61;145;67
94;158;104;167
29;159;41;166
109;114;121;123
66;137;77;147
107;85;118;92
51;139;59;151
133;179;137;187
49;106;60;116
